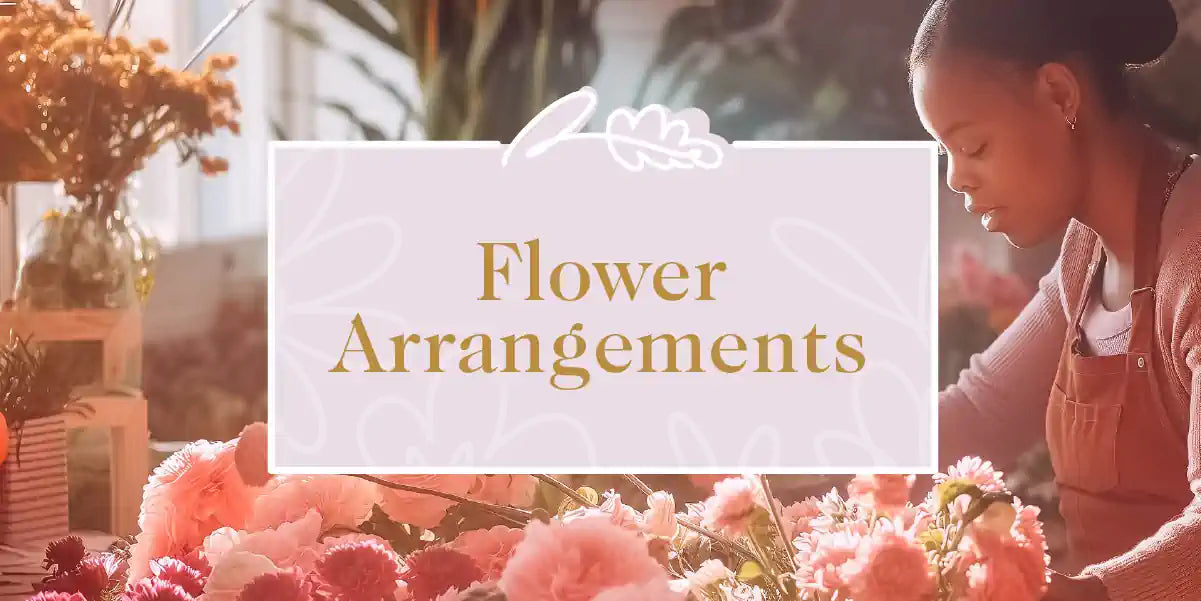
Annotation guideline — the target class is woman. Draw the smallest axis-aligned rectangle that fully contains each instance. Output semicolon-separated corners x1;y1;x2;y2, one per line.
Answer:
911;0;1201;599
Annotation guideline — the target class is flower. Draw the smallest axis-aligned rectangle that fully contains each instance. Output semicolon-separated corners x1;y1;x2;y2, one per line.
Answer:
465;476;537;507
701;478;762;538
685;474;735;492
376;475;476;528
314;540;403;600
449;526;524;581
42;536;87;574
563;492;641;531
683;559;733;595
400;547;484;601
847;475;915;512
843;524;935;601
26;594;88;601
780;498;822;542
39;556;121;600
131;440;262;579
248;475;380;533
642;492;676;538
498;518;667;601
592;580;687;601
203;552;282;601
123;579;195;601
203;509;324;573
150;557;207;597
237;567;313;601
234;422;271;487
799;530;863;592
935;457;1006;493
956;500;1049;601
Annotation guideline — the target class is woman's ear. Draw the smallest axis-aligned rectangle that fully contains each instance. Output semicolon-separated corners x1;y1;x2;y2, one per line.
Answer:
1035;62;1083;127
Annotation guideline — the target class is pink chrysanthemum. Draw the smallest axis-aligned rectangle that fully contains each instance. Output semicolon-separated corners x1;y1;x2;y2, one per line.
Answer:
42;536;87;574
449;526;524;581
780;498;822;542
701;478;762;538
315;540;402;600
400;547;483;601
123;578;196;601
844;525;935;601
801;530;863;592
237;567;313;601
498;518;668;601
151;557;207;597
935;457;1006;493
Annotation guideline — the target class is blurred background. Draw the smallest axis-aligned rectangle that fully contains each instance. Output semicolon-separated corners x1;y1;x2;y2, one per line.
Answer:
5;0;1200;558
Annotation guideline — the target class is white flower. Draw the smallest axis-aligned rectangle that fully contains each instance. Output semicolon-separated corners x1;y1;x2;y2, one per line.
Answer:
203;551;281;601
687;559;734;593
642;491;677;538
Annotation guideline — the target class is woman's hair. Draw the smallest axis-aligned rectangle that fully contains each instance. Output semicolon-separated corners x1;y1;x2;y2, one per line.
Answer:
909;0;1178;111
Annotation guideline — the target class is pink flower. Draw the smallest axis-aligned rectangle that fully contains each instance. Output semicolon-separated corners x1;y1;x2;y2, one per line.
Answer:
26;594;87;601
40;555;123;600
592;580;687;601
498;518;667;601
248;475;380;532
847;475;916;512
799;530;863;592
686;475;735;492
683;559;733;594
315;540;403;600
400;547;483;601
237;567;313;601
42;536;87;574
701;478;762;538
234;422;271;487
844;524;934;601
935;457;1006;493
203;552;282;601
131;440;262;580
957;500;1049;601
151;557;207;597
123;579;195;601
376;475;476;529
203;509;324;573
431;582;504;601
642;492;676;538
320;533;393;554
449;526;524;581
780;499;822;542
466;476;537;507
563;492;642;531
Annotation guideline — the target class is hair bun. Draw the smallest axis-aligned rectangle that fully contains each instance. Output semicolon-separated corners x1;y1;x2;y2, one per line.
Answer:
1088;0;1178;65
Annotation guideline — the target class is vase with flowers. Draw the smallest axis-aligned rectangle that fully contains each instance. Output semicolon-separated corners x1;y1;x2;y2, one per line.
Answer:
0;1;242;312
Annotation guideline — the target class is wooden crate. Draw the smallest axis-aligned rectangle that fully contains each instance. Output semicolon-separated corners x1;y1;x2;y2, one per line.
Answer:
0;416;69;546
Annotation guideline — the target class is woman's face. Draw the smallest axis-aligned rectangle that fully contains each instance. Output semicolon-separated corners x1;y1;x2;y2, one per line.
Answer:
912;53;1083;248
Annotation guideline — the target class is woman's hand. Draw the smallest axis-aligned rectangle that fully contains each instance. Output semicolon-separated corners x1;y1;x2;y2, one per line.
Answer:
1044;572;1110;601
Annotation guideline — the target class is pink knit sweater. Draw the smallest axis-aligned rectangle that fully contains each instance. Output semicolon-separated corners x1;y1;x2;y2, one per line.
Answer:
939;158;1201;601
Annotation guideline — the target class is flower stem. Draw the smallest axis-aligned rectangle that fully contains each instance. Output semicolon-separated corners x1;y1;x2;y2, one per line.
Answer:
348;474;531;528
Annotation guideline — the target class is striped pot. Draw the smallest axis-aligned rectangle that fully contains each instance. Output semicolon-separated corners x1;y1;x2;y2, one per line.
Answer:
0;415;69;545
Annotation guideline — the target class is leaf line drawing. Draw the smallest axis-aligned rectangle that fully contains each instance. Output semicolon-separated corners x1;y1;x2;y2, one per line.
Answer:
502;85;728;172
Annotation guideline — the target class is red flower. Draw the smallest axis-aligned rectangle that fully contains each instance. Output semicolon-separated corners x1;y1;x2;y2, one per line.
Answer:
122;579;195;601
26;594;87;601
151;558;206;597
178;549;212;579
40;556;120;601
400;547;484;601
237;568;313;601
42;536;87;575
314;540;402;600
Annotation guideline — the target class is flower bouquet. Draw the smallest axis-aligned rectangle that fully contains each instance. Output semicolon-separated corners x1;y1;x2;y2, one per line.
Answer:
20;421;1049;601
0;1;243;310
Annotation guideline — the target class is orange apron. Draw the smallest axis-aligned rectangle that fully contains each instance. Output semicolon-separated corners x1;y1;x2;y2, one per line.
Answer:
1046;142;1195;573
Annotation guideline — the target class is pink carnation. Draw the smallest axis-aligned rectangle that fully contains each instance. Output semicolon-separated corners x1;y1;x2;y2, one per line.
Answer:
315;540;403;600
26;594;87;601
130;440;262;580
449;526;524;581
376;475;476;529
592;580;687;601
248;475;380;532
844;525;934;601
237;567;313;601
498;518;668;601
123;578;196;601
701;478;762;538
401;547;483;601
203;509;324;573
465;476;537;507
151;557;207;597
847;475;916;512
234;422;271;487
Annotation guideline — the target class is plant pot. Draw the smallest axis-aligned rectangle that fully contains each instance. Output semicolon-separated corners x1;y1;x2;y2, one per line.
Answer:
0;415;69;545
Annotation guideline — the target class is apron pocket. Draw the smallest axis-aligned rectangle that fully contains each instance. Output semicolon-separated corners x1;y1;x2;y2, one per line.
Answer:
1048;389;1122;494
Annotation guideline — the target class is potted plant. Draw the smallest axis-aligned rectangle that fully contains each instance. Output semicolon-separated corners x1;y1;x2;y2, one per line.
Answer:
0;333;88;545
